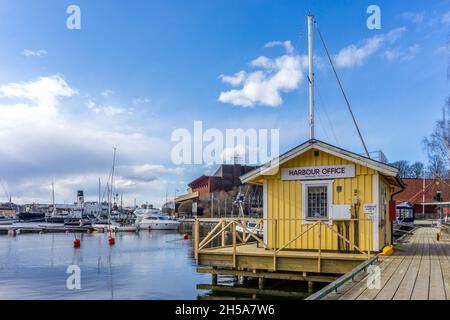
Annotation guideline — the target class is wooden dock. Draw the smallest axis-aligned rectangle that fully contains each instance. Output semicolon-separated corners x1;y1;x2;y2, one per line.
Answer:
313;227;450;300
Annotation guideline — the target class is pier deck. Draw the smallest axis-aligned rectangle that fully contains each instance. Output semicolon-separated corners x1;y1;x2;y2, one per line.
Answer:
316;227;450;300
198;243;370;275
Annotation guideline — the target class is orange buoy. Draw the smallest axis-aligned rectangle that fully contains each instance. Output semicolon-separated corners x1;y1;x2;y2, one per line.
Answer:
183;233;189;240
108;237;115;246
73;239;81;248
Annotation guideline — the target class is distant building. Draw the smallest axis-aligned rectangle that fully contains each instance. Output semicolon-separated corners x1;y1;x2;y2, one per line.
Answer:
393;178;450;219
0;203;18;216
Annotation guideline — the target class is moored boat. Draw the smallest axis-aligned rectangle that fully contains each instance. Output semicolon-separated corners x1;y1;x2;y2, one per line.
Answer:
136;214;180;230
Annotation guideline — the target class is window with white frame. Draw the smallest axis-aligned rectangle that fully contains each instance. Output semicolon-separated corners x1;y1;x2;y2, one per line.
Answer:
302;180;333;220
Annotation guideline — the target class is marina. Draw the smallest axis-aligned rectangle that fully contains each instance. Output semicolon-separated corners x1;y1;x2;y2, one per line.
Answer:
0;1;449;307
0;230;207;299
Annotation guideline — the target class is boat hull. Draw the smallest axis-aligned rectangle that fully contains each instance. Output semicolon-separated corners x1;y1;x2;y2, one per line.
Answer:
139;222;180;230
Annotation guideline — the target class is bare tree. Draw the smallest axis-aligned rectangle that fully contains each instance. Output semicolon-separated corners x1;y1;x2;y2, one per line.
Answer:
423;100;450;178
409;161;425;179
391;160;411;178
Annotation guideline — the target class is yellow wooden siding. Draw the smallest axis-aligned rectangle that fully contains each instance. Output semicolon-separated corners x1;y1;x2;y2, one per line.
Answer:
265;149;377;252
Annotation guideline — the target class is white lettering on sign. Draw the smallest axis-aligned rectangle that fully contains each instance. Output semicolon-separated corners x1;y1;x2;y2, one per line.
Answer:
363;204;377;214
281;164;355;181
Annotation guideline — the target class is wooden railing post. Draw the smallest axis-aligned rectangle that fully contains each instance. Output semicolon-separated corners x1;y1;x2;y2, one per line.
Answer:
368;219;372;259
273;219;278;271
194;218;199;262
221;219;226;247
232;220;237;267
318;221;322;272
242;220;247;244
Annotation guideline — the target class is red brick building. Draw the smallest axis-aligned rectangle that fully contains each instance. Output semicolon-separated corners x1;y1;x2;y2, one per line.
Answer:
175;164;259;216
394;178;450;219
187;164;256;200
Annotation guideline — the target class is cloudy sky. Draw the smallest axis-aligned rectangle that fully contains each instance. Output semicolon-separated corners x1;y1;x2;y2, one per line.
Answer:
0;0;449;206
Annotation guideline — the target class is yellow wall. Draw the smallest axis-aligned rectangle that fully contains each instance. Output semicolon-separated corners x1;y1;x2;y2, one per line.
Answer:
264;148;390;252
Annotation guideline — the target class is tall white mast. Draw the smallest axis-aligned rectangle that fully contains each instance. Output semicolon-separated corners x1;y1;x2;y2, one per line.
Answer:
52;181;56;216
308;14;315;140
109;147;117;225
422;169;425;218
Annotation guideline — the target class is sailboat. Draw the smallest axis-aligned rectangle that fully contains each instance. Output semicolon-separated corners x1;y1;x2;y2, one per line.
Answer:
92;148;138;232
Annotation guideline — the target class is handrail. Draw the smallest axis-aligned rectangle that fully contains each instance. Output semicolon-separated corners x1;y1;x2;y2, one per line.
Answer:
194;217;374;270
305;255;379;300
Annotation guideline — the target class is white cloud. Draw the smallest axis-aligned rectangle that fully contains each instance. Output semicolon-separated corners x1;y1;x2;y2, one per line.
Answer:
334;27;407;68
23;49;47;57
85;99;132;116
0;75;174;205
264;40;294;54
219;71;246;86
101;89;114;97
400;12;425;24
0;75;77;114
132;97;151;105
218;41;306;107
119;164;185;183
382;44;420;61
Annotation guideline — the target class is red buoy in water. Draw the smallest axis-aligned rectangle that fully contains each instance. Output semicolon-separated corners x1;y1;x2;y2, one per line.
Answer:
73;239;81;248
108;237;115;246
183;233;189;240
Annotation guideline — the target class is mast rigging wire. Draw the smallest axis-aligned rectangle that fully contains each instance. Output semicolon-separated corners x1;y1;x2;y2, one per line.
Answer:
315;22;371;158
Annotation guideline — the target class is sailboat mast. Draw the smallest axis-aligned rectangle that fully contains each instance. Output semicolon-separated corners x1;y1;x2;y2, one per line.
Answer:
52;181;56;216
109;147;117;223
308;14;315;140
98;177;101;217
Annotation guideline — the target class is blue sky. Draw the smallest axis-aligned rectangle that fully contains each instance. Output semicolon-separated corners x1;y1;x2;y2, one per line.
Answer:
0;0;449;206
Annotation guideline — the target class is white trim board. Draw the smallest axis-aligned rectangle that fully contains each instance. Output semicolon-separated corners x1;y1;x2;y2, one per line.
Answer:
372;174;380;251
263;179;268;245
240;139;399;183
301;180;334;224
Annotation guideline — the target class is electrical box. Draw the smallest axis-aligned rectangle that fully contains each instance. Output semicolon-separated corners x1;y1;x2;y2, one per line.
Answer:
331;204;352;220
389;200;396;221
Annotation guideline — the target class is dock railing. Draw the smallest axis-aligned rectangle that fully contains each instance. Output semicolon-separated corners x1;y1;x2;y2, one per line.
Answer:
194;218;374;272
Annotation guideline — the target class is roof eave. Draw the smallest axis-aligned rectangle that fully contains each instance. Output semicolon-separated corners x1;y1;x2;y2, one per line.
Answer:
240;139;399;183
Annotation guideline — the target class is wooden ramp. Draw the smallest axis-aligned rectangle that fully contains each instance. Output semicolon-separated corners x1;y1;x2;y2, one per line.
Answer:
320;227;450;300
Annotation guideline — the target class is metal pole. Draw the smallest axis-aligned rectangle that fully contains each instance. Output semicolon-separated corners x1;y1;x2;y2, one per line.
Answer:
308;14;315;140
211;193;214;218
98;177;101;218
422;169;425;219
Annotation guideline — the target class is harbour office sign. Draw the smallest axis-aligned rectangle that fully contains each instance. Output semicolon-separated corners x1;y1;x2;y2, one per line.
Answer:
281;164;355;181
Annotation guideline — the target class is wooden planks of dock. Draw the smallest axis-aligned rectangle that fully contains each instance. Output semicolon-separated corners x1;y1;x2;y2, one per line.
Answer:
320;227;450;300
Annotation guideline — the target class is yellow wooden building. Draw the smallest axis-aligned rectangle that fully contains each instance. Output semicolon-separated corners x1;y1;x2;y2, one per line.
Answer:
194;139;404;283
240;139;404;253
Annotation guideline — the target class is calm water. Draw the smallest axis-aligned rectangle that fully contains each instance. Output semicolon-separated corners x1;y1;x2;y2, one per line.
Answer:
0;230;212;300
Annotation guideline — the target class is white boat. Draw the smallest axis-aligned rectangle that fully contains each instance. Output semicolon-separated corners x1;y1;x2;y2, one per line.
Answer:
136;214;180;230
236;221;263;237
133;207;165;218
92;221;138;232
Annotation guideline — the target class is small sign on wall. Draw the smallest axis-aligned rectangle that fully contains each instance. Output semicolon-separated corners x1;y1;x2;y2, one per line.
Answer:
363;204;377;215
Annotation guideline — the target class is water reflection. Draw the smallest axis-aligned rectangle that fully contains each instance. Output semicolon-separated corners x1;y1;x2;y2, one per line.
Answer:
0;230;209;300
